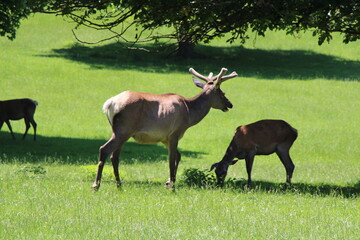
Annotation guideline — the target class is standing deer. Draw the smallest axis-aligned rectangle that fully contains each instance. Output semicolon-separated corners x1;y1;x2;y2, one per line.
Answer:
210;120;298;187
93;67;237;190
0;98;38;141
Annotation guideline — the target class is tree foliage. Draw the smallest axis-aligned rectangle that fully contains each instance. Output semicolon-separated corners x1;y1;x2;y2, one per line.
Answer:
0;0;46;40
0;0;28;40
1;0;359;56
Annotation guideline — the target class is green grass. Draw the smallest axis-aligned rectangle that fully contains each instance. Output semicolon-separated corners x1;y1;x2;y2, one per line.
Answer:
0;14;359;239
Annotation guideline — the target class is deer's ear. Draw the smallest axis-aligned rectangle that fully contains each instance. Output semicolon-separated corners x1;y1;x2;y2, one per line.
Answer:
192;77;205;89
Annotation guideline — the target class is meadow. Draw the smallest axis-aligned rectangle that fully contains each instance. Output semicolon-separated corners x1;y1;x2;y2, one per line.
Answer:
0;14;359;239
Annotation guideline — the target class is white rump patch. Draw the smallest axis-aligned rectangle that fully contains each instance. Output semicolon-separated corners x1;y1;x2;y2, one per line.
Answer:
102;91;129;125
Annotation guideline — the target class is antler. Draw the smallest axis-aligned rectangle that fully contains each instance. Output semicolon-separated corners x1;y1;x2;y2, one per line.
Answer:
189;68;211;83
215;68;238;86
189;67;238;85
215;68;228;81
219;71;238;82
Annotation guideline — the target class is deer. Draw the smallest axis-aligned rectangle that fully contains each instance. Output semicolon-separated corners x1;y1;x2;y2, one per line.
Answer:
0;98;38;141
210;119;298;187
92;67;238;191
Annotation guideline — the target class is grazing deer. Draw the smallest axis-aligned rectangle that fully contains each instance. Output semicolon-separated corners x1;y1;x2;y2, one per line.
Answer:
210;120;298;187
93;67;237;190
0;98;38;141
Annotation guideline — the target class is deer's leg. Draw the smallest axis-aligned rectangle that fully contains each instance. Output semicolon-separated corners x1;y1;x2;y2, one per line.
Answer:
245;152;255;187
24;107;37;140
22;118;31;140
92;133;126;190
110;148;122;189
164;138;180;189
5;120;15;140
29;117;37;141
173;149;181;181
276;145;295;184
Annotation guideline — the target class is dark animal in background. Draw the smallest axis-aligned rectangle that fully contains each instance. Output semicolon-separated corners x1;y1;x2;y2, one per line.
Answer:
92;67;238;191
0;98;38;140
210;120;298;187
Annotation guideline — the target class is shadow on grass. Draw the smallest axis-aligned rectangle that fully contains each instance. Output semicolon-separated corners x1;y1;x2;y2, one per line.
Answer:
178;168;359;198
0;133;205;165
100;178;359;198
223;179;360;198
43;42;360;81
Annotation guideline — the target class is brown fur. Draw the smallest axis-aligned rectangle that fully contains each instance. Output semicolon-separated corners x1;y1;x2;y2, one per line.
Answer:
92;68;237;190
0;98;38;140
211;120;298;186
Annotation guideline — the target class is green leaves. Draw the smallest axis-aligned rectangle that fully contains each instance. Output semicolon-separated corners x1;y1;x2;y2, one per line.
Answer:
1;0;359;55
181;168;216;188
18;165;47;176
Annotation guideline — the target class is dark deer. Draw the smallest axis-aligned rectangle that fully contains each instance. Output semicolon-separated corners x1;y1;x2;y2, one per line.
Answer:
93;67;237;190
210;120;298;187
0;98;38;140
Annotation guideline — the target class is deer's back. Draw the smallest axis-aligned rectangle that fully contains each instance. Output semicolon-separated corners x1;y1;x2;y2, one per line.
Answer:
234;120;297;154
105;91;189;144
0;98;37;120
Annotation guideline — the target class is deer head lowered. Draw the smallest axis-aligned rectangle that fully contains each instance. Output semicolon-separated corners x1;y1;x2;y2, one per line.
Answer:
210;120;298;187
92;67;238;190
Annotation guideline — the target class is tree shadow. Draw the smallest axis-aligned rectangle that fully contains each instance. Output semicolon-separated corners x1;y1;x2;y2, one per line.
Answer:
0;133;205;164
224;179;359;198
42;42;360;81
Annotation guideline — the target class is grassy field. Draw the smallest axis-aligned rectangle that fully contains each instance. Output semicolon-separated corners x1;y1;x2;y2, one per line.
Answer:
0;14;359;239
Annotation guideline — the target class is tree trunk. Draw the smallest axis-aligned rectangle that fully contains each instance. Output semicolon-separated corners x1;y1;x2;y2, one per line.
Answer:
177;40;195;58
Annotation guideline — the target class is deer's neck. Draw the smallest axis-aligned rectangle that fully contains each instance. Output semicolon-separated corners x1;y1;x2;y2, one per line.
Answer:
220;139;238;163
185;90;212;127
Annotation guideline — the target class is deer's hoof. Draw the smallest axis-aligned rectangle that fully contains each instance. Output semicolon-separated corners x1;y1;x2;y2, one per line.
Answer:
92;183;100;191
116;182;122;190
164;180;173;189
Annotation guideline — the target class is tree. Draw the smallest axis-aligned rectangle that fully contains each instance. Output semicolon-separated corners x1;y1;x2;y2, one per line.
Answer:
209;0;360;45
41;0;237;57
2;1;359;57
250;0;360;45
0;0;46;40
0;0;28;40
